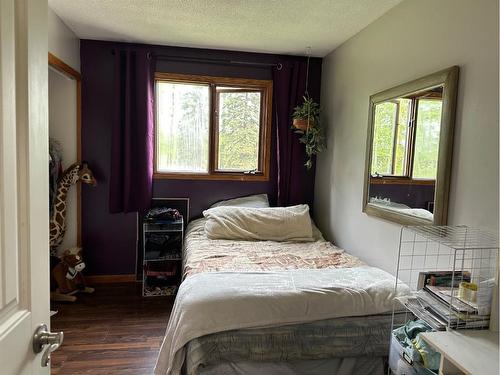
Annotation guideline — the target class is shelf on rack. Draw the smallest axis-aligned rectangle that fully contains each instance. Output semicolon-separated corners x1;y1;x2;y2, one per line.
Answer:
393;225;499;331
144;257;182;262
142;216;184;297
402;225;499;250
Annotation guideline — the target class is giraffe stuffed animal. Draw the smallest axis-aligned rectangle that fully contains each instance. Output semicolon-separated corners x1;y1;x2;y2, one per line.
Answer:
49;162;96;302
49;162;96;255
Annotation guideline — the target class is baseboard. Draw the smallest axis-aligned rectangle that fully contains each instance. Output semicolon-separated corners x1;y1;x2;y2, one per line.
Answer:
86;274;137;284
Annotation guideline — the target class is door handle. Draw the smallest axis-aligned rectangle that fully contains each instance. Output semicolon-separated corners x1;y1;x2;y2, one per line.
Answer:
32;324;64;367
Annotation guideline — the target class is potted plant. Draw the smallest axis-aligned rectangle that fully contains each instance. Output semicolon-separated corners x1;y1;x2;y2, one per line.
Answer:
292;96;320;131
292;96;326;170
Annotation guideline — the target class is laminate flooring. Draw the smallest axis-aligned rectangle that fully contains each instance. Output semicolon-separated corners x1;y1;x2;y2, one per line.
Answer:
51;283;173;375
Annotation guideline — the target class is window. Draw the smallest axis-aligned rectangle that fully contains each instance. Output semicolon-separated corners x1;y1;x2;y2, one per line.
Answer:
371;99;411;176
412;99;442;179
154;73;272;180
371;86;443;181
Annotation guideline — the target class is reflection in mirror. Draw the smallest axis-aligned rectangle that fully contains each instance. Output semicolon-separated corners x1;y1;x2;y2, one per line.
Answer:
363;66;459;226
369;86;443;222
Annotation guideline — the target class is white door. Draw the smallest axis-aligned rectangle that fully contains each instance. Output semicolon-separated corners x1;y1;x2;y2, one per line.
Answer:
0;0;55;374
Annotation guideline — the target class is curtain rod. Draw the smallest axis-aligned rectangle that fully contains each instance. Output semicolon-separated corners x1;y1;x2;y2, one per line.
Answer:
153;54;283;70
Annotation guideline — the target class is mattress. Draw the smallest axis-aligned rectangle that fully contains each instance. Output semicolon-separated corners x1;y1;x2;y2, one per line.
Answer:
197;357;385;375
186;313;407;375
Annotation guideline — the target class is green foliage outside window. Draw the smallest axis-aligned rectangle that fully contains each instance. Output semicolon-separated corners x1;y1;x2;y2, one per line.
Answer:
371;96;442;180
413;100;442;179
218;91;260;171
157;83;210;172
156;81;265;174
371;101;398;175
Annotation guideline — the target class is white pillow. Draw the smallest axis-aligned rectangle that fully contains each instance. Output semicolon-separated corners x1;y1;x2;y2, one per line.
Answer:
210;194;269;209
203;204;313;242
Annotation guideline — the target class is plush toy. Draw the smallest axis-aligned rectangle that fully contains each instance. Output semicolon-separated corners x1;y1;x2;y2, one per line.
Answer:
51;247;94;302
50;162;96;255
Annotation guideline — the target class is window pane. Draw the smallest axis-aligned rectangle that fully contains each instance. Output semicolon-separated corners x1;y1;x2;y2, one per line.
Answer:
156;81;209;173
413;99;442;179
217;90;261;171
393;98;412;176
371;101;397;175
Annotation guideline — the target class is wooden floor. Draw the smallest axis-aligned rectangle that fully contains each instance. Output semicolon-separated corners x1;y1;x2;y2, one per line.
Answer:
51;283;174;375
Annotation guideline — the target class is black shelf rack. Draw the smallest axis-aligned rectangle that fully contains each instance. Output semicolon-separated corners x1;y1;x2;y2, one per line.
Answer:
142;218;184;297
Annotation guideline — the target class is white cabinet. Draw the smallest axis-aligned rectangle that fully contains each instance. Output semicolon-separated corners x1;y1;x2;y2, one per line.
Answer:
420;330;499;375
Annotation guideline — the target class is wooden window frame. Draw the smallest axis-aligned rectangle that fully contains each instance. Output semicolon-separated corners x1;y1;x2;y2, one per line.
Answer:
153;73;273;181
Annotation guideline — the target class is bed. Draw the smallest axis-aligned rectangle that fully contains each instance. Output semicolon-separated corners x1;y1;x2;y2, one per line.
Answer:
155;198;408;375
369;197;434;221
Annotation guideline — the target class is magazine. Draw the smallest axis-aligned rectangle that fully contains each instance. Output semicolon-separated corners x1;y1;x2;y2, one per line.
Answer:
417;270;471;289
424;285;477;314
397;291;490;330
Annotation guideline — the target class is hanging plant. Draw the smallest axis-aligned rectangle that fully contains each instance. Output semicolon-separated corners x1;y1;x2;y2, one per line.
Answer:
292;96;326;170
292;96;320;131
290;47;326;170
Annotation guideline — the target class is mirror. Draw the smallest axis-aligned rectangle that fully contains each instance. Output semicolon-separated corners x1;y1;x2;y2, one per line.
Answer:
363;67;459;225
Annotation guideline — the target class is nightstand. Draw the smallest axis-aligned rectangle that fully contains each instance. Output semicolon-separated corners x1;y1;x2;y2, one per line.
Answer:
420;330;499;375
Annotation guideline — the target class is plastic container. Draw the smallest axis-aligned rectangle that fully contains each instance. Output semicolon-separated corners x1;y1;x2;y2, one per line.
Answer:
389;333;437;375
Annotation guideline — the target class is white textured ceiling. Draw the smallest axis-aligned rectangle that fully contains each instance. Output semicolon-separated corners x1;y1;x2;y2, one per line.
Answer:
49;0;402;57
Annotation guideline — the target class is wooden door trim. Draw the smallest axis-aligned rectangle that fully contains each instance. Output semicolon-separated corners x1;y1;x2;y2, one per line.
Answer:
48;53;83;246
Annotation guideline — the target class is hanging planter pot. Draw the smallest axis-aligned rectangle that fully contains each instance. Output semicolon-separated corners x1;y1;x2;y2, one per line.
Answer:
291;96;320;131
292;118;315;132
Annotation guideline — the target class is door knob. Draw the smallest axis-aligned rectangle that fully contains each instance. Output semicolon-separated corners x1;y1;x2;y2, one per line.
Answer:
32;324;64;367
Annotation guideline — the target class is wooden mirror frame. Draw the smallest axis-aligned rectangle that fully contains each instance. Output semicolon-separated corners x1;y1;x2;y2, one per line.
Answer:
362;66;459;226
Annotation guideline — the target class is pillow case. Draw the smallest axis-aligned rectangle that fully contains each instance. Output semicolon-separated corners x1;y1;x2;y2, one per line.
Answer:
209;194;269;209
203;204;313;242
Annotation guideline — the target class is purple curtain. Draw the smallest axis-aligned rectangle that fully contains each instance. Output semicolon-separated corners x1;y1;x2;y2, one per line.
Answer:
273;61;317;207
109;49;154;213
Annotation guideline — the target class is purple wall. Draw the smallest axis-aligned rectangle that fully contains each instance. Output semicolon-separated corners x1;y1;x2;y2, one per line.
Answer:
81;40;322;275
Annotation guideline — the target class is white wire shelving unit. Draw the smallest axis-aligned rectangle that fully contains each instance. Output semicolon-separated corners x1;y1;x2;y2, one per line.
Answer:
392;225;498;331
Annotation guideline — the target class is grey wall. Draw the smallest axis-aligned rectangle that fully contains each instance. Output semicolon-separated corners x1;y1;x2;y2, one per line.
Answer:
314;0;499;274
49;69;78;252
48;7;80;71
48;7;80;253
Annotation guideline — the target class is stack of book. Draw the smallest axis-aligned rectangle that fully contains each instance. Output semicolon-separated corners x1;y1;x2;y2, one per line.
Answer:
398;271;492;330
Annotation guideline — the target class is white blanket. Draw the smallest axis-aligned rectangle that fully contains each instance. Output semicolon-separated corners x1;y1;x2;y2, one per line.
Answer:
203;204;313;242
154;266;408;375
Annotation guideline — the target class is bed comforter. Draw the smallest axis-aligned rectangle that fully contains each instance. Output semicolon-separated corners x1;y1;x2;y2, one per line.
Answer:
182;219;363;278
154;219;408;375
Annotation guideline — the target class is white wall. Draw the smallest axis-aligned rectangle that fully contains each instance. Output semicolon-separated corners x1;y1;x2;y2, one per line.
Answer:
49;70;78;251
314;0;499;274
48;7;80;252
48;7;80;71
